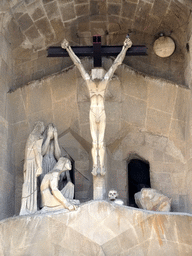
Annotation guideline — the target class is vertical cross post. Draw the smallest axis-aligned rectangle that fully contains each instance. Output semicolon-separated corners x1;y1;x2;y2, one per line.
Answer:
93;35;102;67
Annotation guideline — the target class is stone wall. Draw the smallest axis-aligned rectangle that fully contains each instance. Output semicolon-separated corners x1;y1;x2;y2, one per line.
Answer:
0;14;14;220
184;31;192;214
8;57;191;215
1;201;192;255
2;0;191;90
106;59;190;212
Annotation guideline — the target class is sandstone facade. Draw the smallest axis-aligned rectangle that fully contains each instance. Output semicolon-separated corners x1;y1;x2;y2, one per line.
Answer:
1;0;192;223
0;201;192;255
0;15;14;220
6;58;191;215
1;0;191;90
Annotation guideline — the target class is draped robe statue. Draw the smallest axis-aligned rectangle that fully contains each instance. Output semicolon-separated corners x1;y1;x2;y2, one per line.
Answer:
20;122;75;215
40;157;78;211
61;37;132;176
20;122;45;215
41;123;74;200
42;123;61;176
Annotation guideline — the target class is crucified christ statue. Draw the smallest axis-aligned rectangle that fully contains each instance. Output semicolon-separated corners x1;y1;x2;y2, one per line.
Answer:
61;36;132;176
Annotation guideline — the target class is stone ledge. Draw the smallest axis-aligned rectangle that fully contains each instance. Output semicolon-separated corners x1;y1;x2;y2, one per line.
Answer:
0;200;192;255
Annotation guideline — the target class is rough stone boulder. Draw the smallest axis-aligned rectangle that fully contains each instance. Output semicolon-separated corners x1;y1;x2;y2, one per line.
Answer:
135;188;171;212
0;200;192;255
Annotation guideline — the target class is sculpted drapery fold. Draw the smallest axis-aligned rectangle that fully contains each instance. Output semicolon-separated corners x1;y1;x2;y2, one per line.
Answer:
20;122;44;215
20;122;76;215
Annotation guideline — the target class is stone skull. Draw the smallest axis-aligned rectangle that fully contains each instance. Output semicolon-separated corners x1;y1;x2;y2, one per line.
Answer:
108;190;118;201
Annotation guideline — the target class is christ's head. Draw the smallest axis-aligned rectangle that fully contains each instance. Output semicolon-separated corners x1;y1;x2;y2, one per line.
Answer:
91;68;106;80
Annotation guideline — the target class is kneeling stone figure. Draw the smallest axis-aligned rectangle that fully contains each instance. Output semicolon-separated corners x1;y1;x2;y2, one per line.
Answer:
135;188;171;212
41;157;79;212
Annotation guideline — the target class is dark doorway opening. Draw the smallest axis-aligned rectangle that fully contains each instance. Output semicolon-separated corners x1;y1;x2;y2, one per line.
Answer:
128;159;151;207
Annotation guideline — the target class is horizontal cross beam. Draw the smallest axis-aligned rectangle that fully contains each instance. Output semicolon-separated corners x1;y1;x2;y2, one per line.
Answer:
47;35;147;67
47;45;147;57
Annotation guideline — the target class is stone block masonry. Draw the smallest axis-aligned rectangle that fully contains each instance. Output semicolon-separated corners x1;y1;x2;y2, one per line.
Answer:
0;201;192;255
7;58;191;215
0;17;14;220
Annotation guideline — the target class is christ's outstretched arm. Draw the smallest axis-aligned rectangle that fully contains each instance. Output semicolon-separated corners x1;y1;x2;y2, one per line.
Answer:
104;37;132;81
61;39;90;81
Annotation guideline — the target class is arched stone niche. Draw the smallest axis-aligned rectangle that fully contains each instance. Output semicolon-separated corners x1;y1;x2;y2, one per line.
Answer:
8;57;190;214
107;127;188;211
58;129;92;202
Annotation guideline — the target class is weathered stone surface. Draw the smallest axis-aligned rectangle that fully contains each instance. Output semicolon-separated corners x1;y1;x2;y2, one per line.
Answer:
105;102;121;123
153;149;164;162
136;0;152;17
7;57;192;216
7;89;26;124
1;201;192;255
145;133;168;151
122;95;147;127
24;25;43;43
80;123;92;143
90;21;107;36
151;0;169;18
106;77;122;102
146;108;171;136
0;34;8;64
44;1;60;20
78;102;90;124
147;80;177;113
49;69;77;101
22;80;52;114
17;13;33;31
53;98;77;134
121;69;148;100
35;17;55;44
165;139;185;163
170;119;186;141
11;121;30;144
7;18;25;49
122;1;137;19
108;4;121;16
173;87;190;122
50;18;65;42
134;16;148;33
60;3;76;21
27;1;45;21
90;1;107;16
135;188;171;212
12;46;32;65
4;0;190;88
75;4;89;17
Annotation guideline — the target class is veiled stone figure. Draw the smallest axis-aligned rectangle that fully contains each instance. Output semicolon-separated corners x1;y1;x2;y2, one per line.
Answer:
20;122;45;215
42;124;61;176
41;157;78;212
61;37;132;176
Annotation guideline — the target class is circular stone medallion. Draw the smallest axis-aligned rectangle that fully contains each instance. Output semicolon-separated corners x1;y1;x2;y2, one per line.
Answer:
153;36;175;58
